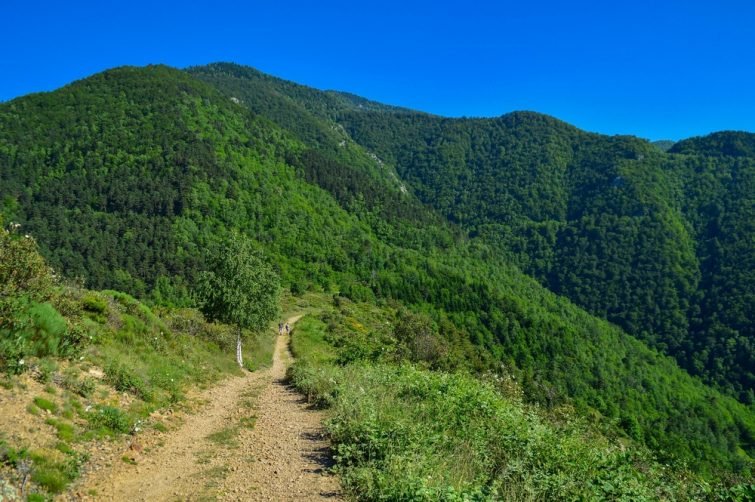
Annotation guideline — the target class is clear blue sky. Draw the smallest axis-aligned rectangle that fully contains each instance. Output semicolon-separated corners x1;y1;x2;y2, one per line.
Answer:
2;0;754;140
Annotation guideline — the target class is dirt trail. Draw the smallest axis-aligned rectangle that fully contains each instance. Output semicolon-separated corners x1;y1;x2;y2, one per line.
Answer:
76;315;342;501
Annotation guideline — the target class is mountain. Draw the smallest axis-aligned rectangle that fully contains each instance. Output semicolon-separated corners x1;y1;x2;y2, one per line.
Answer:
187;63;754;403
652;139;676;151
333;105;754;402
1;64;753;476
670;131;755;157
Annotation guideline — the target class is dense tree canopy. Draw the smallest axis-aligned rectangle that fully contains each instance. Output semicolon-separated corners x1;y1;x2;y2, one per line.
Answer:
195;234;280;332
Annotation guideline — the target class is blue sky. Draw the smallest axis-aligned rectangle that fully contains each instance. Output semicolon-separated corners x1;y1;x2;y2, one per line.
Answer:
2;0;754;140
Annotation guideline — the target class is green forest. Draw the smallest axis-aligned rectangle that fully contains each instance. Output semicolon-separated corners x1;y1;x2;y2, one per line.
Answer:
1;63;754;493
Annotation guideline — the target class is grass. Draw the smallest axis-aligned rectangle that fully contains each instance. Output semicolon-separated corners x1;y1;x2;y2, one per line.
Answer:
0;444;88;496
33;396;57;414
206;426;240;448
244;327;277;371
238;416;257;429
45;419;75;442
87;405;132;435
289;316;336;366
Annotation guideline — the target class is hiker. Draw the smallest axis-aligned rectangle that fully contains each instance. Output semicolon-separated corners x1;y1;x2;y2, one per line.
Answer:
278;322;283;335
285;323;290;335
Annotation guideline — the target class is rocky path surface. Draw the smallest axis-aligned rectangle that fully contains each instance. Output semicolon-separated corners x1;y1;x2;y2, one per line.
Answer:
76;315;342;501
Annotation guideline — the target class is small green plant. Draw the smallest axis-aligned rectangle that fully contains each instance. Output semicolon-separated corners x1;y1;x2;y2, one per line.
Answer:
88;406;132;435
31;465;67;493
35;358;58;383
46;418;75;442
63;369;97;398
77;377;97;398
33;396;57;414
206;426;240;447
104;360;153;401
26;447;85;495
55;442;73;455
238;416;257;429
0;440;27;467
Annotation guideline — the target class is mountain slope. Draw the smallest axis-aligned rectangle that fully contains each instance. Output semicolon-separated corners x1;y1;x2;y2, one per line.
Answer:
0;64;753;475
192;65;755;402
336;108;753;400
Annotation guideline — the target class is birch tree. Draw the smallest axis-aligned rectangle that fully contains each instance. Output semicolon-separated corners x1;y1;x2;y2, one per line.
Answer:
196;234;279;368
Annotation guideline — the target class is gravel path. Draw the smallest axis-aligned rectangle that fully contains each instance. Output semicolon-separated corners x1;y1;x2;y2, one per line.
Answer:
76;315;342;501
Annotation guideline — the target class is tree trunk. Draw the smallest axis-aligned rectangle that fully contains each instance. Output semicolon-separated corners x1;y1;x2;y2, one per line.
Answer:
236;331;243;369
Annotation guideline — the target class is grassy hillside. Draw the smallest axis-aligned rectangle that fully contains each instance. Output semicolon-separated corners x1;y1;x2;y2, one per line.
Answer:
1;65;753;477
289;297;752;500
0;224;265;498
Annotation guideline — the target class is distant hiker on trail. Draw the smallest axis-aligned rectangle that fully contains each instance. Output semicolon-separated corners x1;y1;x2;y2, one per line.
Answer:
278;322;283;335
285;323;290;335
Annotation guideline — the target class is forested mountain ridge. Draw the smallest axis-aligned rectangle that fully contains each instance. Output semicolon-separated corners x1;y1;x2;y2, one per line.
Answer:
1;64;754;476
334;106;754;402
189;64;755;403
188;63;753;402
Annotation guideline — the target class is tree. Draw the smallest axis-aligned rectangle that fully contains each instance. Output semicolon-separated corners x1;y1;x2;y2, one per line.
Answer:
196;235;280;368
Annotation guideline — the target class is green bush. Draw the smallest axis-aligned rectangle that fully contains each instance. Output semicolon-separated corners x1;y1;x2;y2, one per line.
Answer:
104;359;153;401
81;294;107;314
28;449;84;495
0;300;82;374
0;226;53;301
45;418;75;442
89;405;132;434
31;466;68;493
35;358;58;383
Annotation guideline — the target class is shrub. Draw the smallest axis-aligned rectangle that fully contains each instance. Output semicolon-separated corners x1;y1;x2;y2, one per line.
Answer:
0;225;54;301
0;301;77;374
31;466;68;493
81;294;107;314
35;358;58;383
89;405;132;434
104;360;153;401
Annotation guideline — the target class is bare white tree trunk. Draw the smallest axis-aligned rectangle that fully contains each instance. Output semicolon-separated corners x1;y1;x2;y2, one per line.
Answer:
236;331;243;368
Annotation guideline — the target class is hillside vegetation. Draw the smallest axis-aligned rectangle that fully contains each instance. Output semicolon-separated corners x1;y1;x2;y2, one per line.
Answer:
289;297;751;500
1;64;753;484
0;224;269;498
